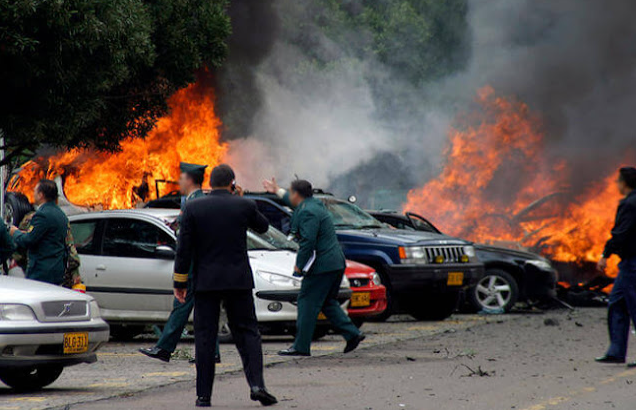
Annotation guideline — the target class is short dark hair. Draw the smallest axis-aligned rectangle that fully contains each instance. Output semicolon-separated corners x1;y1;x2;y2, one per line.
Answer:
36;179;59;202
290;179;313;198
210;164;235;188
186;171;204;186
619;167;636;189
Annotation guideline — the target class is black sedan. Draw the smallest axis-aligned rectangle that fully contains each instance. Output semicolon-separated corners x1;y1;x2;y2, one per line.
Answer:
369;211;558;312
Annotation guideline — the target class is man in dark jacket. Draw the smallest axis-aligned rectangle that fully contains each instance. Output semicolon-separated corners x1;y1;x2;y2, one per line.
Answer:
174;164;277;407
10;179;68;285
596;167;636;366
263;178;364;357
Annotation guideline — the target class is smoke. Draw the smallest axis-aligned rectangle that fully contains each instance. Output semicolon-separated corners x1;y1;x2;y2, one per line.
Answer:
221;0;636;198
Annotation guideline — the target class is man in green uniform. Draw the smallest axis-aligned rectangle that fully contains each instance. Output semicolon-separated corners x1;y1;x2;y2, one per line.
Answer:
9;179;68;285
263;178;365;356
140;162;220;363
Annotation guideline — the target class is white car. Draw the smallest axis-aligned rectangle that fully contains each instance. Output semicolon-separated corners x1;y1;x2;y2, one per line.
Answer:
0;276;109;390
68;209;351;340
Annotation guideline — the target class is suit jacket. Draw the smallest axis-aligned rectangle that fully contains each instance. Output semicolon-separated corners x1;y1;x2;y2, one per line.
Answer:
604;190;636;260
283;193;346;275
13;201;69;285
174;189;269;291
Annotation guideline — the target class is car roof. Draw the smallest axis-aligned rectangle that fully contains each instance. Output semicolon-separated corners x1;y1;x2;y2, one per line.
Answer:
69;208;180;224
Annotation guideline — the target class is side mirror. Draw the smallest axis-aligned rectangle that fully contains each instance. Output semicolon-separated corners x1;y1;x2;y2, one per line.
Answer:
155;245;176;259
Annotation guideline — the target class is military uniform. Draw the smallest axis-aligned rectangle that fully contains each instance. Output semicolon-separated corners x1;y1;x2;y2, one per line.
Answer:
13;201;68;285
281;192;361;355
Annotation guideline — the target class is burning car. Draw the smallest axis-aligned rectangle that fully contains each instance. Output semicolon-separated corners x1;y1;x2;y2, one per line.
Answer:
369;210;558;312
67;209;352;340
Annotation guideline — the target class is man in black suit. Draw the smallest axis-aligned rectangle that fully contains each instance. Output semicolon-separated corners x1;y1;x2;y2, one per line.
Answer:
174;164;277;407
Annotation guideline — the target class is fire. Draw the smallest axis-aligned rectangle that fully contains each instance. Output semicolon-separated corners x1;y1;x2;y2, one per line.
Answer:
404;86;624;277
10;82;227;209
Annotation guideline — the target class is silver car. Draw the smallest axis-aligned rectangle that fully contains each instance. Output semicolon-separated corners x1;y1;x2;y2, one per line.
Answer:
0;276;109;390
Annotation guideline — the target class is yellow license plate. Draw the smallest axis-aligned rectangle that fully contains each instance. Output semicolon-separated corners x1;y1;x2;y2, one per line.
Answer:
447;272;464;286
63;332;89;354
351;292;371;307
317;312;327;320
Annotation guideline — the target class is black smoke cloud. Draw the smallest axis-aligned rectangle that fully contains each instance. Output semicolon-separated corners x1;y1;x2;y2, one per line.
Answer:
217;0;636;201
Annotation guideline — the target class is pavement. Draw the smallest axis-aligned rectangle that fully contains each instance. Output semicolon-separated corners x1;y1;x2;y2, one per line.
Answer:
0;314;503;410
3;308;635;410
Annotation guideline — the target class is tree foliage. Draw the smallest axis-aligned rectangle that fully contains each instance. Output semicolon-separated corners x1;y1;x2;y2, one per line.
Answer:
0;0;230;166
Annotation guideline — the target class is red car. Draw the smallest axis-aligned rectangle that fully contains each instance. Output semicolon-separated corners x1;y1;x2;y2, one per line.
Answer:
345;260;387;325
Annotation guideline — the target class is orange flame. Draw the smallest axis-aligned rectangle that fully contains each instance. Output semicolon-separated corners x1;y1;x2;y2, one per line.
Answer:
10;82;227;209
404;86;624;278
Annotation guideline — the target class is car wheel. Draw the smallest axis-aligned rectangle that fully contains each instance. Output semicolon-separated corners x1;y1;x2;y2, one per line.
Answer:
0;365;63;391
404;292;460;321
469;269;519;313
4;192;34;225
218;305;234;344
109;324;145;341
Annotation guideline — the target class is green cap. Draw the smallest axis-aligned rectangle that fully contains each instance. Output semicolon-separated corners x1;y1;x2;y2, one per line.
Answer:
179;162;207;178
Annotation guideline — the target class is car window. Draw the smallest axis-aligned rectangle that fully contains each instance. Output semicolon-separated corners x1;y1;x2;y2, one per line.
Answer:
379;216;415;231
255;200;292;234
320;198;384;229
103;218;175;258
407;213;441;233
70;220;99;255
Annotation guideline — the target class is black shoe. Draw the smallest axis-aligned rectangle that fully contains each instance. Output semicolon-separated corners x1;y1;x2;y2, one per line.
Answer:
188;357;196;364
595;355;625;364
188;355;220;364
344;333;366;354
250;387;278;406
139;346;171;363
277;347;310;357
195;397;211;407
216;354;221;364
627;361;636;368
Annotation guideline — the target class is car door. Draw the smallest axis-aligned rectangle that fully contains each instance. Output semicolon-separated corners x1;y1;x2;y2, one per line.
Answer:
70;218;104;295
88;216;175;320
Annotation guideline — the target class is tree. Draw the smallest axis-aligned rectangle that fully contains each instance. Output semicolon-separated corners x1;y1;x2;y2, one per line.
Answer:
0;0;230;167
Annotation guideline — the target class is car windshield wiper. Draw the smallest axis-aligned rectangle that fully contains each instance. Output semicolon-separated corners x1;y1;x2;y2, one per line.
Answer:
335;223;356;229
357;224;383;229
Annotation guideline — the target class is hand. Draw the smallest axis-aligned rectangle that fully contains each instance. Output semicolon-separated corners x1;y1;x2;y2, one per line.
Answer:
262;177;280;194
9;225;19;236
174;288;187;303
234;183;244;197
73;276;82;285
597;257;607;273
294;265;301;274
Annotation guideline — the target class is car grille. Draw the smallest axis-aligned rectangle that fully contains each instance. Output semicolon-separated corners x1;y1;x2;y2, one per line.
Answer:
41;301;88;319
424;246;466;264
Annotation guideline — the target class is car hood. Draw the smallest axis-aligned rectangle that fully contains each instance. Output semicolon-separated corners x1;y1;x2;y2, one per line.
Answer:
248;250;296;277
0;276;94;304
474;244;547;261
337;228;469;246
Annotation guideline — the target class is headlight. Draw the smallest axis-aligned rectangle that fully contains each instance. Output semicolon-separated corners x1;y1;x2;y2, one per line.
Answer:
463;246;476;258
90;300;101;319
341;275;350;289
0;304;36;321
526;259;553;271
257;271;301;288
371;272;382;286
398;246;428;264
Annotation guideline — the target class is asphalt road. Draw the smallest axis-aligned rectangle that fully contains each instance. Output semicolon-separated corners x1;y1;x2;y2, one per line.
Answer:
2;309;635;410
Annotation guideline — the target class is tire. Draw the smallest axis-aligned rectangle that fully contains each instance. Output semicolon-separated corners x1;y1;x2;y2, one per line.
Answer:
4;192;34;226
404;292;460;321
0;365;63;391
109;324;145;341
468;269;519;313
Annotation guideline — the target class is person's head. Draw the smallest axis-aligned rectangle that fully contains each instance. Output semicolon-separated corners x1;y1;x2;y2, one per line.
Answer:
289;179;313;207
34;179;58;206
210;164;236;191
179;162;206;195
618;167;636;195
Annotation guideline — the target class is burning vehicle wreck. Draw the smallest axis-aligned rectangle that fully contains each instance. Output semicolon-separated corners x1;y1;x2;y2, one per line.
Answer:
369;210;558;312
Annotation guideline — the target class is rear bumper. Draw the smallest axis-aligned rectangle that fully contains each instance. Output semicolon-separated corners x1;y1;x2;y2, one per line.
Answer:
388;263;484;294
0;320;109;368
347;285;387;318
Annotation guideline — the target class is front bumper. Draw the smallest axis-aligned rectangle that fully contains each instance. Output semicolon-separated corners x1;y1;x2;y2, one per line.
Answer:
388;263;484;294
255;289;353;304
347;285;387;318
522;265;558;299
0;320;110;368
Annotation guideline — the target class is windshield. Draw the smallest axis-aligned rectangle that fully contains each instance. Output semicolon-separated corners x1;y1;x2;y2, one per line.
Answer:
321;198;385;229
248;227;299;251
